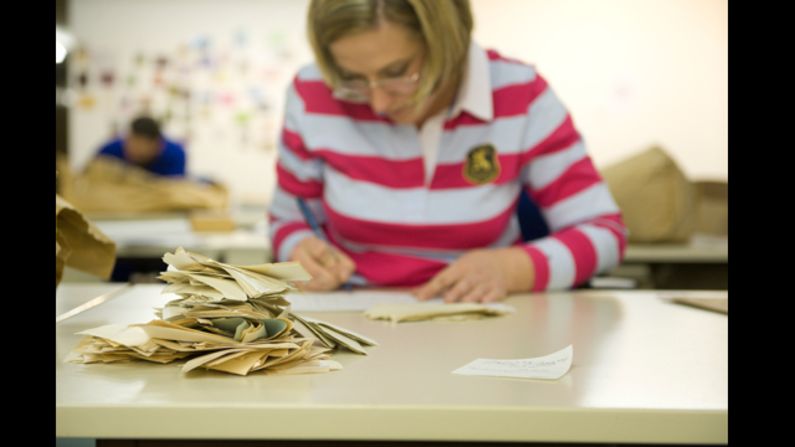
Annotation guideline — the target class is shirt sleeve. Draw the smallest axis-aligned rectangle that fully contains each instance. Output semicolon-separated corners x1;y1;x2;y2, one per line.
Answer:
158;140;186;176
268;74;326;261
516;73;628;291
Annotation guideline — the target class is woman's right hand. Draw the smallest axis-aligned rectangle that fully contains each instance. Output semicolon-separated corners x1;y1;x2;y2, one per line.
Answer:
290;236;355;291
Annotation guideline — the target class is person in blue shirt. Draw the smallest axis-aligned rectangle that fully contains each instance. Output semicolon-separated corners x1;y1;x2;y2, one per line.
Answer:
96;116;186;176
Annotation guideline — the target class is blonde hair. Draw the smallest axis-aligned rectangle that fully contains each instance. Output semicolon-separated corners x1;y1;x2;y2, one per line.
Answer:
307;0;473;106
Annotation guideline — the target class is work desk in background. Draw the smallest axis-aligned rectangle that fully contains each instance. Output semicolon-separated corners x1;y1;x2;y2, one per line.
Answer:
56;284;727;446
87;207;271;265
67;209;729;290
623;234;728;263
613;234;728;289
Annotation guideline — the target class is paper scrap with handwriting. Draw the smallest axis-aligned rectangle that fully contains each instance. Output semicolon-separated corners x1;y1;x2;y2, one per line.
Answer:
452;345;573;380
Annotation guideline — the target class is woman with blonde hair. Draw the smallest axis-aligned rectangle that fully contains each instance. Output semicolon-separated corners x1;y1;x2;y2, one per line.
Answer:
269;0;627;302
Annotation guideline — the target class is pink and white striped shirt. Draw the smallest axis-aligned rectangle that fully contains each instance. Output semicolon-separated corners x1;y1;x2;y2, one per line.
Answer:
269;43;627;291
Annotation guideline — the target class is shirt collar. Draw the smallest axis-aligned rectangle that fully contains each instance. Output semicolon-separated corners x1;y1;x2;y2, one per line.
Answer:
449;41;493;121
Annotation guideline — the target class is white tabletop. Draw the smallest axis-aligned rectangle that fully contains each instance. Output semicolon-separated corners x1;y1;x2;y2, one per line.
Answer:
623;234;728;263
56;284;727;444
91;216;270;261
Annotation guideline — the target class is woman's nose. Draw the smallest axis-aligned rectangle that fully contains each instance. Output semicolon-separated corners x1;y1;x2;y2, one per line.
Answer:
369;86;393;115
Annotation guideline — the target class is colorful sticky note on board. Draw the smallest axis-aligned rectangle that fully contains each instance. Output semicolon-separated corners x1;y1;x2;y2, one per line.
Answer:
78;94;96;110
75;48;89;64
168;86;190;101
218;92;235;106
192;36;209;51
214;70;228;83
234;111;251;125
234;30;248;48
77;72;89;88
100;70;115;87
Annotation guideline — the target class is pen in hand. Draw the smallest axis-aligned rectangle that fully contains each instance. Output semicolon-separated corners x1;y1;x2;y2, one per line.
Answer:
296;197;354;291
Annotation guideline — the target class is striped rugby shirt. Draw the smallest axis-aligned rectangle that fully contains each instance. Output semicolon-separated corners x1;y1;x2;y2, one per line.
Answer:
269;42;627;291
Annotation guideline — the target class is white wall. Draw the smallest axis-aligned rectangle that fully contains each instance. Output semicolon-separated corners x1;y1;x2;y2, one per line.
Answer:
66;0;727;205
470;0;728;181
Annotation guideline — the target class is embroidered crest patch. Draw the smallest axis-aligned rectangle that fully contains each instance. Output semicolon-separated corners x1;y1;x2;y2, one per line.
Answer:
463;144;500;184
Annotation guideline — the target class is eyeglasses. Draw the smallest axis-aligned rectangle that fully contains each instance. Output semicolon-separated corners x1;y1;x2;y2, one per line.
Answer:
332;71;420;103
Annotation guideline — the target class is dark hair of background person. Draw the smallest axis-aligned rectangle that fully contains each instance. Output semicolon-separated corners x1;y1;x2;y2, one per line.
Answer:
130;116;162;140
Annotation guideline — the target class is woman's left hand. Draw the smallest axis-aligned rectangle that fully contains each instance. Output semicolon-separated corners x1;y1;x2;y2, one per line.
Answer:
412;247;534;303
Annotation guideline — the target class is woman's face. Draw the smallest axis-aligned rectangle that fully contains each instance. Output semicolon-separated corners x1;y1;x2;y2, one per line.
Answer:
329;21;427;124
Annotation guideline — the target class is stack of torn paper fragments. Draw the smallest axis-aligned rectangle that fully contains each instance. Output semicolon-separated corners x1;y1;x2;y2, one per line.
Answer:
67;248;377;376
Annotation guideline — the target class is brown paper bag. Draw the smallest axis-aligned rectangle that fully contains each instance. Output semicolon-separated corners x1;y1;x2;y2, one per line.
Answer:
63;156;228;214
693;180;728;236
602;146;696;243
56;195;117;285
189;211;237;232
